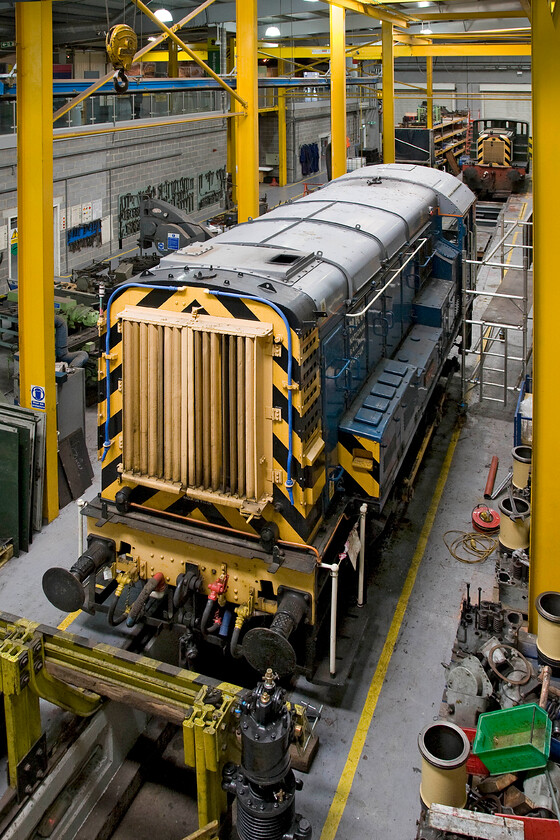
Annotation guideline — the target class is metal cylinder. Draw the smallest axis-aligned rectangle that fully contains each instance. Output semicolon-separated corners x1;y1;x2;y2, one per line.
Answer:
418;721;470;809
536;592;560;668
242;590;308;676
498;496;530;553
42;537;115;613
512;445;532;490
483;455;499;499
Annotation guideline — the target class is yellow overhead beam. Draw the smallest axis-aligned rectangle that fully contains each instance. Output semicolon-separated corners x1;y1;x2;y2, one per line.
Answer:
53;0;218;123
16;1;58;522
424;27;530;39
529;0;558;632
330;6;347;179
146;49;209;62
263;44;531;58
129;0;246;107
394;33;432;45
382;22;394;164
318;0;410;28
414;11;528;20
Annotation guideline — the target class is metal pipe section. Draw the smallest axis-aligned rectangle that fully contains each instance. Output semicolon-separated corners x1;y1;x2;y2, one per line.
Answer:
77;498;86;557
358;503;367;607
483;456;499;500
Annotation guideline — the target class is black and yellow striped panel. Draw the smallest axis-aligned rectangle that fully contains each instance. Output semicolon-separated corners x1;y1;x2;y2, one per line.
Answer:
337;430;380;500
98;284;324;546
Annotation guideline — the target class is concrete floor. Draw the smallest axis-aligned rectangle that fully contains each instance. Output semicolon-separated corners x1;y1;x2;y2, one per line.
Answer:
0;186;530;839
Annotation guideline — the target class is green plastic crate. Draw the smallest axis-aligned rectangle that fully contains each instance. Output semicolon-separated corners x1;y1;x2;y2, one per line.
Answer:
473;703;551;775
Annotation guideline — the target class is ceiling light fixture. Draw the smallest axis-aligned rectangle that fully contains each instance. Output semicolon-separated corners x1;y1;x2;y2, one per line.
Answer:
154;8;173;23
265;26;281;37
147;36;157;42
420;23;433;34
263;42;279;48
417;2;431;7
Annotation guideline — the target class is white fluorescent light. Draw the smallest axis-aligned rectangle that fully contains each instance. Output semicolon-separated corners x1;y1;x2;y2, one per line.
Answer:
147;36;157;42
154;8;173;23
265;26;281;37
421;25;433;34
264;42;279;48
417;2;431;7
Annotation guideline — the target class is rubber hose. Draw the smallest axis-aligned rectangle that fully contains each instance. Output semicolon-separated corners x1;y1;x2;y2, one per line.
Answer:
126;574;163;628
108;591;128;626
201;598;214;638
230;625;243;658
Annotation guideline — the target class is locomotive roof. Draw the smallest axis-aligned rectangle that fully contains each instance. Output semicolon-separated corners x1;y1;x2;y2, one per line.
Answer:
155;164;475;325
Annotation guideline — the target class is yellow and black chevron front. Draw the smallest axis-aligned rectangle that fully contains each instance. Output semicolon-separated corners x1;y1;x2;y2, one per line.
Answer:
478;133;512;167
337;430;380;500
98;283;325;546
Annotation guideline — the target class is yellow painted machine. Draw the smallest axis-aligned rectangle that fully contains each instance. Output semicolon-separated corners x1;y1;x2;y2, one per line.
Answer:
462;119;530;198
43;165;476;682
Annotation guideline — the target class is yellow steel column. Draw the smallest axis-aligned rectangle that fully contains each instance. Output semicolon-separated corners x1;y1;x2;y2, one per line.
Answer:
529;2;560;631
168;38;179;77
236;0;259;222
330;5;346;179
382;21;395;163
426;56;433;130
278;88;288;186
16;0;58;522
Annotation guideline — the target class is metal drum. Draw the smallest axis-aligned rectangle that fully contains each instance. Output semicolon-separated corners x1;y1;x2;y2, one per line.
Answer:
498;496;530;554
536;591;560;674
418;721;470;809
512;445;532;491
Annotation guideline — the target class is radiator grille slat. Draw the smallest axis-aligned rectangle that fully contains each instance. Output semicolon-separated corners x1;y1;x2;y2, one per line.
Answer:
120;309;273;509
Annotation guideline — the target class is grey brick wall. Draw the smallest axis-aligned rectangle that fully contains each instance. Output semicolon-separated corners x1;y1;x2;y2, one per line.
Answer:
0;117;228;291
287;98;371;182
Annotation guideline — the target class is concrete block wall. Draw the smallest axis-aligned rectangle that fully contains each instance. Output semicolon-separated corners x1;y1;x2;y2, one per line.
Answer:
0;117;228;292
287;98;370;182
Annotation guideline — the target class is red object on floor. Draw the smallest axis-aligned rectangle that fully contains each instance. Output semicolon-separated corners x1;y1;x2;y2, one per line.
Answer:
472;504;500;533
498;814;560;840
462;726;490;777
271;177;278;186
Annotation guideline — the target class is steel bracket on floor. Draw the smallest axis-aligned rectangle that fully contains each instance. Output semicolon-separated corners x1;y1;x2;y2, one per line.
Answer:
0;611;247;828
183;685;241;828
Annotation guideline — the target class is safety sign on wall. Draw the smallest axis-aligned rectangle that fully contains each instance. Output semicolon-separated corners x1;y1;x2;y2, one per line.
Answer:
30;385;46;411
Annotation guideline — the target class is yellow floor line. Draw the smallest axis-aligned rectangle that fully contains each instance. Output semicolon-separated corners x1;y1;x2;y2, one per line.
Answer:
57;610;82;631
320;422;463;840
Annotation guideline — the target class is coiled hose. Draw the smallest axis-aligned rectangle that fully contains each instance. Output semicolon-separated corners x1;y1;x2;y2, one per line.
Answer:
443;530;497;564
